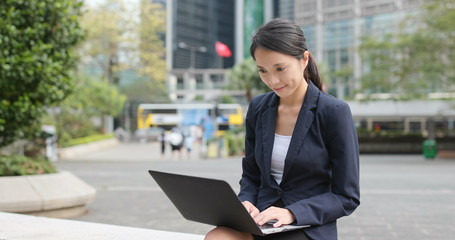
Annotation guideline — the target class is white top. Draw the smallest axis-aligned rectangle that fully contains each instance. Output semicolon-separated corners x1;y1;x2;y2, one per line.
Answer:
271;133;292;185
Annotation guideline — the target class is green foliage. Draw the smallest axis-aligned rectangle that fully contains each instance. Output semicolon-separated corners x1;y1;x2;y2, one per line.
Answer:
44;75;126;146
61;134;114;148
356;128;423;139
226;57;267;102
224;127;245;156
0;0;84;147
119;77;169;103
358;0;455;99
0;155;57;176
80;0;134;84
317;61;331;89
219;95;236;104
80;0;167;87
138;0;167;83
358;34;398;94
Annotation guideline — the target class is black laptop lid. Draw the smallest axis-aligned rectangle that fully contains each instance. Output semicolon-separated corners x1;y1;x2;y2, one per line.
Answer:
148;170;263;236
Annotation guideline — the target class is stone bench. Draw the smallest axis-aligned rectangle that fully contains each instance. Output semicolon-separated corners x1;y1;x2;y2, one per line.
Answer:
0;211;204;240
0;171;95;218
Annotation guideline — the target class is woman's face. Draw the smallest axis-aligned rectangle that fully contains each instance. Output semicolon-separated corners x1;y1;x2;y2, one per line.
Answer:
254;48;309;99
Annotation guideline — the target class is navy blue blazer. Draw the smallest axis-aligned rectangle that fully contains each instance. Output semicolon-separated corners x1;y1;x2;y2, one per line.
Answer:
238;81;360;240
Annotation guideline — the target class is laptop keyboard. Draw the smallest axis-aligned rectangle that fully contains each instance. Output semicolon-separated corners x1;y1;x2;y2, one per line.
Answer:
258;222;275;230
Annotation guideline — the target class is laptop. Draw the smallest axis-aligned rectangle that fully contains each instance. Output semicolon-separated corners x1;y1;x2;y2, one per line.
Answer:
148;170;309;236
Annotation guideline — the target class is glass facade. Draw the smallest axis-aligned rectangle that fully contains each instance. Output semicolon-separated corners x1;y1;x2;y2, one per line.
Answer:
302;25;316;52
323;20;354;51
361;12;396;38
243;0;264;59
322;19;353;97
172;0;235;69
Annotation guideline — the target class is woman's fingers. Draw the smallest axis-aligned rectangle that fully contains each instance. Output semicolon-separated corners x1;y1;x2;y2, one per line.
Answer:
254;207;295;227
242;201;260;218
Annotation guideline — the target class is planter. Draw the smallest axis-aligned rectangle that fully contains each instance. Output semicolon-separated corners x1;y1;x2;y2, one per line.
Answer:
358;136;455;154
0;171;96;218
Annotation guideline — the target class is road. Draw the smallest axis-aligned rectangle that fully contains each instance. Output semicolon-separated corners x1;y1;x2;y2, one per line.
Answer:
55;142;455;239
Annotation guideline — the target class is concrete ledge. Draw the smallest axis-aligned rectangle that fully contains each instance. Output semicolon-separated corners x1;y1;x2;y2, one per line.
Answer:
0;171;95;218
438;150;455;159
59;138;119;160
0;211;204;240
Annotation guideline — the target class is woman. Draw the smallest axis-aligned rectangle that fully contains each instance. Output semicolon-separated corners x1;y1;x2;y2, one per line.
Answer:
205;18;360;240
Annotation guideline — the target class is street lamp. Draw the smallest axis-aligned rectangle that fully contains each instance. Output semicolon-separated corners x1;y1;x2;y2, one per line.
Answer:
178;42;207;69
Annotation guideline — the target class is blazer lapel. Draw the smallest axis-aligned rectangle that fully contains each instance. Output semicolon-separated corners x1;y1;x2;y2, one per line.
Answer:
282;82;319;183
261;95;279;187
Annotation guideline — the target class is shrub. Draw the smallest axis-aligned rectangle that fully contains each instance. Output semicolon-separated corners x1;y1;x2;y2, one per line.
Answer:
0;155;57;176
224;128;245;156
0;0;84;147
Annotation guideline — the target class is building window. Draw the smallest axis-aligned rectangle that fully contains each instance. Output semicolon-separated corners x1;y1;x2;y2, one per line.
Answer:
211;74;225;89
361;13;396;37
340;48;349;66
196;74;204;89
302;25;316;51
177;77;184;90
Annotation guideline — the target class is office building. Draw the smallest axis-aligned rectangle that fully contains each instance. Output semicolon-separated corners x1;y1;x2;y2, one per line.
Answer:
166;0;242;102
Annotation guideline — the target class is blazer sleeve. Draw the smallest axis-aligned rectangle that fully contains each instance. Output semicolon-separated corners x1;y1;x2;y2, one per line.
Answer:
286;102;360;226
238;99;261;204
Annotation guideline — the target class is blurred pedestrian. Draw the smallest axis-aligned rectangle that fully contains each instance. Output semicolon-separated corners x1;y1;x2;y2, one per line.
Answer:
158;130;167;157
168;127;184;159
184;133;193;159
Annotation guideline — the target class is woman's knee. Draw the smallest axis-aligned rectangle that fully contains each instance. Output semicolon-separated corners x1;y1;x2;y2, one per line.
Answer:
205;226;254;240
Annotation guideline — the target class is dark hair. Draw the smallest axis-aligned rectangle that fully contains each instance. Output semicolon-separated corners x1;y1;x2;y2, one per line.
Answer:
250;18;323;91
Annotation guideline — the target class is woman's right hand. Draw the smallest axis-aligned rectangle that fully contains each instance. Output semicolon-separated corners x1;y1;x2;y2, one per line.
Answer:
242;201;260;218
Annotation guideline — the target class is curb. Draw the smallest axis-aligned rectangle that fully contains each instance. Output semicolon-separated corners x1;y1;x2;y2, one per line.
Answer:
59;138;119;160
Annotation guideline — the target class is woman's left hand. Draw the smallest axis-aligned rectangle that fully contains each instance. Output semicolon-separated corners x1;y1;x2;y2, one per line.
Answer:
253;206;296;227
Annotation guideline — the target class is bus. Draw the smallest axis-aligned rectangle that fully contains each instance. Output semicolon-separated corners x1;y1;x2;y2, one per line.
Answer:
137;103;244;136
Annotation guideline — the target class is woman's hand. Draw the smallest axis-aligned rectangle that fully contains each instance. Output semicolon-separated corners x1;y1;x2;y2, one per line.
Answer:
242;201;260;218
254;206;296;228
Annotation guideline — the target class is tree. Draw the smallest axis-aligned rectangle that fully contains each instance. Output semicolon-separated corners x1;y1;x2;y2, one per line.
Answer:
79;0;167;133
138;0;167;84
226;57;267;102
80;0;167;85
79;0;135;84
45;75;126;144
404;0;455;93
119;77;169;103
358;0;455;99
358;34;398;95
0;0;84;147
317;61;332;92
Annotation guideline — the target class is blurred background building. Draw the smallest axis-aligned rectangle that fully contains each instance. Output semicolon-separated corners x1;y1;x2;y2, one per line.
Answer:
165;0;423;102
292;0;422;99
166;0;243;102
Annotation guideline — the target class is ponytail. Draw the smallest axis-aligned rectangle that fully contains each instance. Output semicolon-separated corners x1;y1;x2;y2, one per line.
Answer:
305;52;323;91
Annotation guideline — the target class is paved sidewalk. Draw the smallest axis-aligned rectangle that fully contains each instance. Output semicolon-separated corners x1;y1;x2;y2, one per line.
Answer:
54;142;455;240
68;141;203;161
